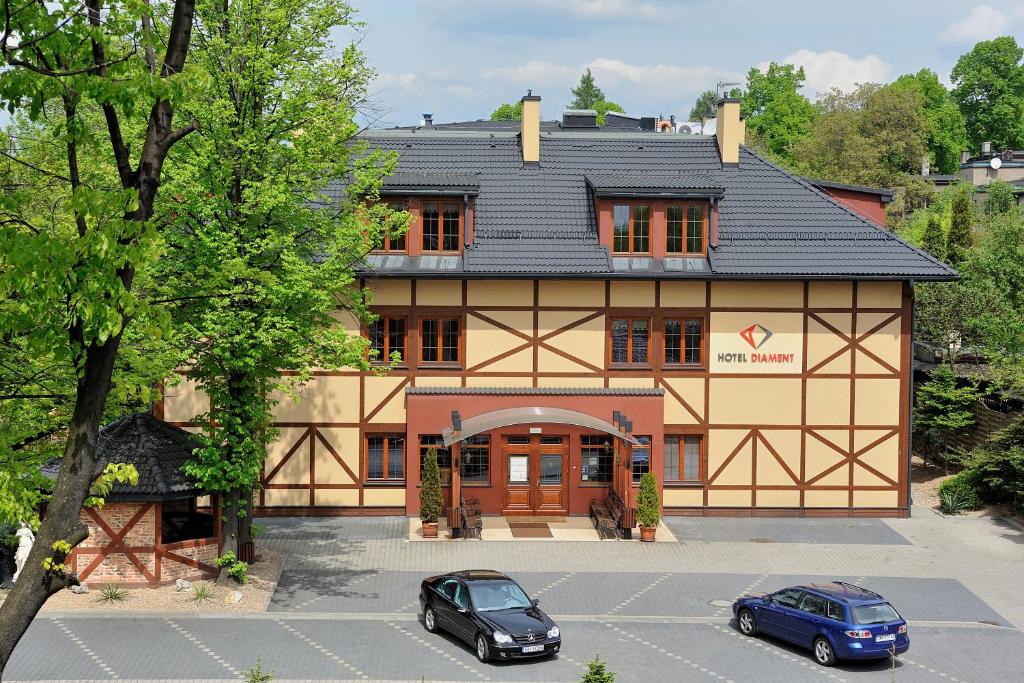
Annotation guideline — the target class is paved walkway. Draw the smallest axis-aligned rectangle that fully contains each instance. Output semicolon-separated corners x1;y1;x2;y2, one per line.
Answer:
6;508;1023;682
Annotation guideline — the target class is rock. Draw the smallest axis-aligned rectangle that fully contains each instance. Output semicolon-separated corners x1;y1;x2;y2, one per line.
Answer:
70;584;89;594
174;578;193;592
226;590;242;604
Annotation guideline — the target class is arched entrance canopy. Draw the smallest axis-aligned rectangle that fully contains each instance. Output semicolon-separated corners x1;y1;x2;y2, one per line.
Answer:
442;406;640;447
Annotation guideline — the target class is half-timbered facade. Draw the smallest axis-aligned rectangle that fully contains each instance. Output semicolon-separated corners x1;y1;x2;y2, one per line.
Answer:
162;95;955;521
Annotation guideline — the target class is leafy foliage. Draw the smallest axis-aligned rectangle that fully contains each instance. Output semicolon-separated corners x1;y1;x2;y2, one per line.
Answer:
741;63;814;163
957;417;1024;512
592;100;624;126
689;90;718;121
946;185;974;266
214;552;238;569
951;36;1024;150
227;561;249;585
938;473;982;514
570;69;605;109
914;365;979;460
921;215;946;261
419;448;443;523
892;69;968;175
490;101;523;121
983;180;1018;218
580;655;615;683
85;464;140;509
635;472;660;528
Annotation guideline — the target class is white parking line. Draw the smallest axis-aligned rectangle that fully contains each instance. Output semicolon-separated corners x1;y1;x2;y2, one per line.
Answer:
602;622;731;681
274;619;370;680
53;619;120;680
607;572;672;614
385;620;490;681
165;619;244;681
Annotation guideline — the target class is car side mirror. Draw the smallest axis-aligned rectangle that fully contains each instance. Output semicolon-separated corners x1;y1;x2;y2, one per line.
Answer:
531;598;540;607
763;594;773;603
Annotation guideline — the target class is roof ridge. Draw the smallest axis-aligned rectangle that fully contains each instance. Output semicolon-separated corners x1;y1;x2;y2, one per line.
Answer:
738;146;957;278
136;413;170;495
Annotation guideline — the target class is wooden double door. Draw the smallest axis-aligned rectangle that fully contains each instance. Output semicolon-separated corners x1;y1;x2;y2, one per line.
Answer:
502;434;568;516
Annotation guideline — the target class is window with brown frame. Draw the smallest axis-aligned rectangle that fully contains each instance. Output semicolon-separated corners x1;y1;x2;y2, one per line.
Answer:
664;318;703;365
581;435;613;483
366;434;405;481
461;435;490;485
664;434;702;483
631;436;651;483
420;317;460;364
368;317;406;365
666;204;706;254
612;204;651;254
419;434;451;486
422;201;461;252
610;317;649;365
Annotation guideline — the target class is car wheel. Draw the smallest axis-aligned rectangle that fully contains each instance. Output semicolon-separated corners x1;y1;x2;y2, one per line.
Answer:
737;608;757;636
813;637;836;667
424;606;438;633
475;634;490;663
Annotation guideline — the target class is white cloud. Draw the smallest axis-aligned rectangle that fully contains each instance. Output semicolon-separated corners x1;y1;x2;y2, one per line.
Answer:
482;60;581;87
376;72;420;93
766;49;893;97
555;0;661;19
940;5;1011;43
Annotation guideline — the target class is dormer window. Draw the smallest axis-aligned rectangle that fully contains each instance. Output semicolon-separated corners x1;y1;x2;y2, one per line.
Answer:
612;204;651;254
374;201;407;253
667;204;705;255
422;201;462;253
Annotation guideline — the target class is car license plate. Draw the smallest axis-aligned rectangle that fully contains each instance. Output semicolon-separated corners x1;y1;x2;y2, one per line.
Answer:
522;644;544;653
875;634;896;642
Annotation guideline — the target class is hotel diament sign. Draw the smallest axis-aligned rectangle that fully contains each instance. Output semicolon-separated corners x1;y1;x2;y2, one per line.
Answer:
709;312;803;373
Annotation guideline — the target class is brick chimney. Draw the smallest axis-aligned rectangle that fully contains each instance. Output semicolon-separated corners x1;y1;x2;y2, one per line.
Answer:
716;98;745;167
520;91;541;164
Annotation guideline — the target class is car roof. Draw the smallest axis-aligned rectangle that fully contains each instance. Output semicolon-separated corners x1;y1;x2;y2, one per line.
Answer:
798;582;886;605
451;570;511;582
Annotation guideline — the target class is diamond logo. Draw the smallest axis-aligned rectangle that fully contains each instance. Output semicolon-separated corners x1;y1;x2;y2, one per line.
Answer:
740;324;773;350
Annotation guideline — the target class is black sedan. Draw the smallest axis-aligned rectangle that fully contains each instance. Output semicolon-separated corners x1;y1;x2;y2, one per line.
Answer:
419;570;561;662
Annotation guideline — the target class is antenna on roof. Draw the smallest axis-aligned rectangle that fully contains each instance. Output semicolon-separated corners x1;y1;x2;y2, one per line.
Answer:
716;81;741;98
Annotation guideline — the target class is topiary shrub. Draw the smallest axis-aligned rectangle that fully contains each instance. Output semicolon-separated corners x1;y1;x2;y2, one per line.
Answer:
419;448;443;523
635;472;660;528
938;470;983;514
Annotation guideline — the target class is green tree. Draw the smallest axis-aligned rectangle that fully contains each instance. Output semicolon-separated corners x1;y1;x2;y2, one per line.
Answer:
740;63;815;163
490;101;522;121
419;449;443;523
893;69;968;174
160;0;396;558
983;180;1018;218
593;99;625;125
914;364;979;463
635;472;660;528
580;655;615;683
951;36;1024;150
947;184;975;265
921;215;947;261
0;0;198;671
570;68;605;109
689;89;718;121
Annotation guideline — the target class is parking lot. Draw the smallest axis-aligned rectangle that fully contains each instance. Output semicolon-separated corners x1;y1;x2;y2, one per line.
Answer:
7;511;1024;682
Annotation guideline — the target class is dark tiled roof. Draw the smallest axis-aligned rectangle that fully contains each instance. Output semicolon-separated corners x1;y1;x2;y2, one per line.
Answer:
382;172;479;194
42;414;202;502
352;130;955;280
406;386;664;395
585;173;724;196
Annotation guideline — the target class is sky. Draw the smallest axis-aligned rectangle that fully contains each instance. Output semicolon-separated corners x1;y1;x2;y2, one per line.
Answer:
341;0;1024;127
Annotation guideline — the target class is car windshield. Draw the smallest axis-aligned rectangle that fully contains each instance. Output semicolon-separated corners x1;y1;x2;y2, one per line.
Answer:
468;580;532;612
851;602;901;625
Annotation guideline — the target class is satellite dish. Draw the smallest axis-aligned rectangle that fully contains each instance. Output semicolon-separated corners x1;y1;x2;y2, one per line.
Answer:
990;157;1002;170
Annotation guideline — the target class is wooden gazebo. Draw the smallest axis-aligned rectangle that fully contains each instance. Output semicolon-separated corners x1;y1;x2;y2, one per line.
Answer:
46;413;220;587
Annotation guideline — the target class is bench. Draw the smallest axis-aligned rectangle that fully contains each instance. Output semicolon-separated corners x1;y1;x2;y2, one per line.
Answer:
461;497;482;540
589;490;629;540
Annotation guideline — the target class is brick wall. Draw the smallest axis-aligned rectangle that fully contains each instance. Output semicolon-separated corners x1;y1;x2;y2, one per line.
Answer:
159;538;219;582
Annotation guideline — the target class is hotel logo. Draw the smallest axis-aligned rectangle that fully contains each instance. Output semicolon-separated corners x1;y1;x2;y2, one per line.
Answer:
740;323;773;350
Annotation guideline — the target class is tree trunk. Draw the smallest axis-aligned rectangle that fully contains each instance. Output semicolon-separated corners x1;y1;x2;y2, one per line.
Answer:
0;337;122;672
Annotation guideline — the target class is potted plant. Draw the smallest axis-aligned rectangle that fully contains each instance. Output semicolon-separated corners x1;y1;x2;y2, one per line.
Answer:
636;472;660;542
420;447;443;538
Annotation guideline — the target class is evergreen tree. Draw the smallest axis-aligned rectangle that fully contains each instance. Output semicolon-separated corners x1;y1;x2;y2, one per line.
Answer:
419;449;443;523
915;364;979;463
947;184;974;265
921;215;947;261
983;180;1017;218
570;68;605;109
580;656;615;683
689;89;718;121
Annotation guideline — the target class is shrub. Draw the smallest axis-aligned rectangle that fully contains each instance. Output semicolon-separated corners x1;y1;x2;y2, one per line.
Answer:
97;584;128;603
419;448;443;523
228;560;250;585
958;416;1024;512
214;551;237;569
192;582;214;603
580;655;615;683
938;471;983;513
244;658;274;683
635;472;660;528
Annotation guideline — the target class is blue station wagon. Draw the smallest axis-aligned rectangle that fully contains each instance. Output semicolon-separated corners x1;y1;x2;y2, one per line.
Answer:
732;582;909;666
